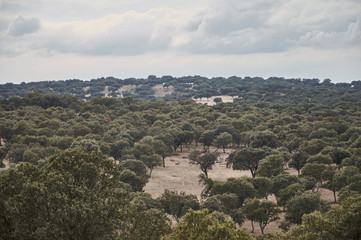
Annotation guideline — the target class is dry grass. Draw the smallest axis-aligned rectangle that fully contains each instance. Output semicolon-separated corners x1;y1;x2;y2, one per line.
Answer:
144;145;250;198
152;84;174;97
144;145;338;235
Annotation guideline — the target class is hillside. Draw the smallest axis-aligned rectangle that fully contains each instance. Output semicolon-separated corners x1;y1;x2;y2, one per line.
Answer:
1;77;361;239
1;76;361;104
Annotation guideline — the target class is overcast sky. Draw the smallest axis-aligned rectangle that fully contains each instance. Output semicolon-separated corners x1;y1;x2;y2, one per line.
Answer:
0;0;360;84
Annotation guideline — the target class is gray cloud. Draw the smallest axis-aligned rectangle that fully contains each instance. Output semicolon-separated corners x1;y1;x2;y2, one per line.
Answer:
8;16;40;37
0;0;360;57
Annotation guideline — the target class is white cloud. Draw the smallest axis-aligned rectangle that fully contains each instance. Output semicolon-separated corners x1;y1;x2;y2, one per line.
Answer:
0;0;360;83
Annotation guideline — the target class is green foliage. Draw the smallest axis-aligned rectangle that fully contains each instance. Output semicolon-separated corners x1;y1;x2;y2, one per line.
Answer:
301;163;327;190
258;155;284;178
271;173;300;199
164;209;254;240
0;149;128;239
248;177;273;199
227;147;270;178
188;150;218;178
289;151;308;175
215;132;232;153
158;190;200;222
209;177;257;207
250;131;279;148
244;198;281;234
1;79;361;238
277;183;305;208
120;202;171;240
285;196;361;240
285;192;330;224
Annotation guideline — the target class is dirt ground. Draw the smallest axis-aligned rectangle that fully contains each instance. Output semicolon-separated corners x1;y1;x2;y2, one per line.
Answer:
144;146;248;198
144;145;337;236
192;96;239;106
152;84;174;97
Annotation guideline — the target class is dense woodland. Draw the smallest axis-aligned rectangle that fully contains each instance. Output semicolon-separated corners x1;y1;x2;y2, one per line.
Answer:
0;76;361;239
1;76;361;103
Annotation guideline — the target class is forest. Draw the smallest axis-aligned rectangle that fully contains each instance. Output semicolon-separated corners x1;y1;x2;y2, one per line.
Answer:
0;76;361;239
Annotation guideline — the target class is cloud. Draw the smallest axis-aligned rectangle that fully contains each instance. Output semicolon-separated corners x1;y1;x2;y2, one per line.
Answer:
7;15;40;37
0;0;360;57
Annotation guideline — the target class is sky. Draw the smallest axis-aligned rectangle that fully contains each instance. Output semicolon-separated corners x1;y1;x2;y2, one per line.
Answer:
0;0;360;84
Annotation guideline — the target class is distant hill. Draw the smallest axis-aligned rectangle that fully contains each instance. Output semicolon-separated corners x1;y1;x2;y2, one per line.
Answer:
1;76;360;104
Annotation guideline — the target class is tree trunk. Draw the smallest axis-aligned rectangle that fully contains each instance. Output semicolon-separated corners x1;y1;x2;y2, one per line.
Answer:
149;167;153;176
162;157;165;168
251;220;254;233
333;190;337;203
223;147;226;153
250;169;256;178
260;223;265;235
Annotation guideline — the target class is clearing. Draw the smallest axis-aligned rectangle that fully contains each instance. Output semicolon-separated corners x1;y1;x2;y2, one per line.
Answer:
144;145;336;235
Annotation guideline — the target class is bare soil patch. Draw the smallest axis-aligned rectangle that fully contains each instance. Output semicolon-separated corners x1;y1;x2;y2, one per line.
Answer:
117;85;137;98
144;146;337;236
144;146;249;199
192;96;238;106
152;84;174;97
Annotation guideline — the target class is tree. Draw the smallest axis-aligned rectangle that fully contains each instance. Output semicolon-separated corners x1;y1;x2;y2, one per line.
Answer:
322;165;346;203
152;139;172;167
120;202;171;240
285;192;330;225
140;154;162;176
215;132;232;153
250;130;279;148
227;147;269;178
0;149;129;240
286;196;361;240
328;147;351;169
109;139;131;160
70;138;100;152
243;198;280;235
326;196;361;240
164;209;254;240
289;151;308;175
278;183;305;208
284;211;334;240
202;193;239;218
257;155;284;178
213;97;222;104
271;173;300;200
157;190;200;222
209;177;256;207
248;177;273;200
306;154;332;164
301;163;327;191
119;169;147;192
133;143;162;175
188;150;218;178
199;130;215;151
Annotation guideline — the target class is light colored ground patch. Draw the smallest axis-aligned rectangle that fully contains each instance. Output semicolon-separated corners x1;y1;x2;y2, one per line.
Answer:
192;95;238;106
100;86;109;97
117;85;137;98
0;160;11;171
83;86;90;92
152;84;174;97
145;146;338;236
144;146;248;199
